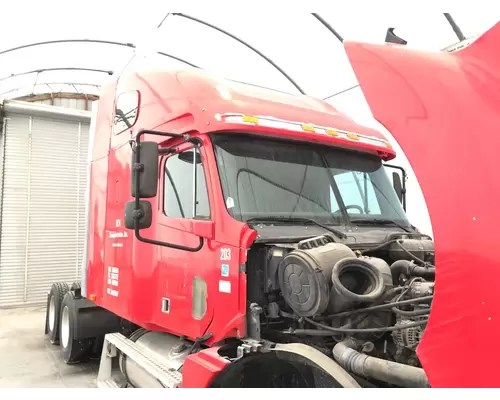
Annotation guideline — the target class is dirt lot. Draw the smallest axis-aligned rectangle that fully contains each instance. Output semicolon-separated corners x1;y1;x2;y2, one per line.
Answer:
0;306;98;388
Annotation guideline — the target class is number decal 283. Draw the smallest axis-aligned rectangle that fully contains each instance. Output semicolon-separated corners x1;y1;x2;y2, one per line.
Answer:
220;248;231;261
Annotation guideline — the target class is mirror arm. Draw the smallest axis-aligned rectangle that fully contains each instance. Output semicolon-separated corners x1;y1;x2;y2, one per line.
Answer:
132;129;204;252
384;163;407;211
159;148;176;155
192;149;197;217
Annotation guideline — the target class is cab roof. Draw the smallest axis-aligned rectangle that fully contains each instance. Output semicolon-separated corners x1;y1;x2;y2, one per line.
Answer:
173;68;390;142
115;66;395;160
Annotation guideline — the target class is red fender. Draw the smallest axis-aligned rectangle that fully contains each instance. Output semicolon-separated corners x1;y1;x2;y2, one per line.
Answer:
181;347;230;388
344;22;500;387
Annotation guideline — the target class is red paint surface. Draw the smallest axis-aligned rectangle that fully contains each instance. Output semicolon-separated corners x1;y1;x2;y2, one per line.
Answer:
181;347;230;388
344;22;500;387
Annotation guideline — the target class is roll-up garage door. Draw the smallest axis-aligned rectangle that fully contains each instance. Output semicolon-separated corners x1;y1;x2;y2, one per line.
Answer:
0;101;91;307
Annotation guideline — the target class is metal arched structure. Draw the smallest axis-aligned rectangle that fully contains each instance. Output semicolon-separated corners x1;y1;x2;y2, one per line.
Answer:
171;13;306;94
311;13;344;43
0;82;100;97
0;67;114;83
0;39;200;97
0;39;134;56
0;39;199;73
15;92;99;110
0;13;469;100
312;12;467;99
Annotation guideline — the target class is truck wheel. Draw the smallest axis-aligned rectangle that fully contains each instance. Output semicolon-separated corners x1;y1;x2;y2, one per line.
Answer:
46;282;70;345
70;281;81;291
59;291;92;364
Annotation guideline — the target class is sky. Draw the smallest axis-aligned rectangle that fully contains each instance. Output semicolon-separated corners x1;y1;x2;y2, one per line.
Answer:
0;3;499;236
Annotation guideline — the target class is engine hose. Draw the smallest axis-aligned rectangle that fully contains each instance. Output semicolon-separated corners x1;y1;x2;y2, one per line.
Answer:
331;289;406;336
332;341;430;388
302;317;427;334
322;295;433;320
391;259;435;281
360;239;435;268
395;241;434;267
359;239;399;255
391;307;429;317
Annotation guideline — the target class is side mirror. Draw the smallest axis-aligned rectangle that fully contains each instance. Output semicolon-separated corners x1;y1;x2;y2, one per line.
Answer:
131;141;159;198
392;172;403;203
124;200;152;230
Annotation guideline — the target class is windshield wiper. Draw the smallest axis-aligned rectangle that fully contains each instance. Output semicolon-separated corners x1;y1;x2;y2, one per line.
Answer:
246;216;347;239
349;217;412;233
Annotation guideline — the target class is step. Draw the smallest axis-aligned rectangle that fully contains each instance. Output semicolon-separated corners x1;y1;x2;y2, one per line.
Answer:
98;379;120;388
101;332;183;388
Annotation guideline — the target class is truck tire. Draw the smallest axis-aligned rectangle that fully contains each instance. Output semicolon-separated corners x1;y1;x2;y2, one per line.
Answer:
70;281;81;291
59;291;92;364
46;282;70;345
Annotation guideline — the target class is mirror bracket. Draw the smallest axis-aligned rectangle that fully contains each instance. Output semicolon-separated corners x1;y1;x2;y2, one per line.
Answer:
384;163;407;211
128;129;205;252
132;163;144;172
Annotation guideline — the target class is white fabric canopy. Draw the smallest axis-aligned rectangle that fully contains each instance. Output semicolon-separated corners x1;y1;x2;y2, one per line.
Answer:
1;3;498;235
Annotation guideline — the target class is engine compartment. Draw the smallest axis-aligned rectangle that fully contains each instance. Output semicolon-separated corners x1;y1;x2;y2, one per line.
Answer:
245;233;435;388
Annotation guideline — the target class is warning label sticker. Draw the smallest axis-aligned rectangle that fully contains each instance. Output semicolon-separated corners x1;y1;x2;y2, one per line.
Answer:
107;266;119;296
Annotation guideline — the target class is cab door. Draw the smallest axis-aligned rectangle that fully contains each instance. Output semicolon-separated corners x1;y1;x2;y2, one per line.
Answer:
154;142;215;339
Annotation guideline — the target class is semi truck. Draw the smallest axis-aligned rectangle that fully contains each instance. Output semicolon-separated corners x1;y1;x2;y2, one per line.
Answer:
43;20;500;388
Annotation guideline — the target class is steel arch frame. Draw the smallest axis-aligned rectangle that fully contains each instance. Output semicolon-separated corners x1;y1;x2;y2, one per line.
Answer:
0;13;467;100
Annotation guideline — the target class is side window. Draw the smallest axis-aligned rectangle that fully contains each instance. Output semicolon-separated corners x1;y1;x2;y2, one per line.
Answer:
113;90;140;135
164;148;210;220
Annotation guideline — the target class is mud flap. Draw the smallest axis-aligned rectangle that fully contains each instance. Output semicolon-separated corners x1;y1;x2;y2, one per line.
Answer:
273;343;360;388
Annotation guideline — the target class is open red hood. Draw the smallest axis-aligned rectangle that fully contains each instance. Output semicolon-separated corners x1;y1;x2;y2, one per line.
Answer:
344;22;500;388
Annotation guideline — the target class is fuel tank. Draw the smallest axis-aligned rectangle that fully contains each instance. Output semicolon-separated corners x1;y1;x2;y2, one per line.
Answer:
119;329;193;388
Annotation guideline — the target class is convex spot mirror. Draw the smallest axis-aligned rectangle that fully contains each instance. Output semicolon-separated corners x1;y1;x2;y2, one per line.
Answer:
131;141;159;198
124;200;152;230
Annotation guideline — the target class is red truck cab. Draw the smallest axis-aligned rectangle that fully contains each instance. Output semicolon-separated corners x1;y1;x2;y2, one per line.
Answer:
85;66;406;343
56;18;500;386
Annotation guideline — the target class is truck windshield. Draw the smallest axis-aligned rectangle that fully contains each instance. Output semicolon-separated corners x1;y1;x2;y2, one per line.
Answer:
211;134;410;227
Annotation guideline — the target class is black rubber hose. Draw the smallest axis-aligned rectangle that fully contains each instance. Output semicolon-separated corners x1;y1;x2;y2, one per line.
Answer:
333;341;430;388
284;329;349;337
322;295;433;320
286;319;428;336
360;239;435;268
391;307;430;317
395;241;434;267
331;257;386;304
359;239;399;255
391;259;435;281
303;317;426;334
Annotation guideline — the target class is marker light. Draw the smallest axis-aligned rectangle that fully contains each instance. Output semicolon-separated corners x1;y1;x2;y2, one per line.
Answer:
242;115;259;124
301;124;316;132
218;113;392;152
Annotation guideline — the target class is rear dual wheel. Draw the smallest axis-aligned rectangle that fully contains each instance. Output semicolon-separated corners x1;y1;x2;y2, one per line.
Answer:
46;282;70;344
59;291;93;364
